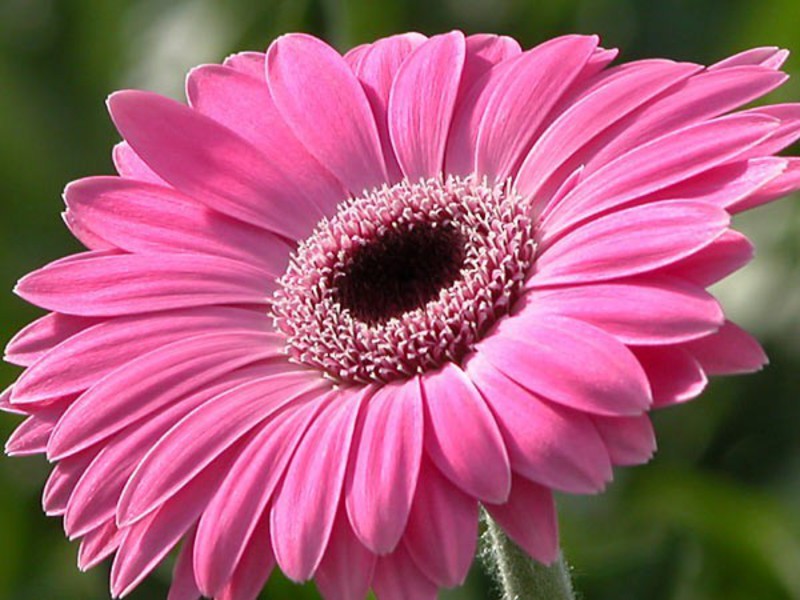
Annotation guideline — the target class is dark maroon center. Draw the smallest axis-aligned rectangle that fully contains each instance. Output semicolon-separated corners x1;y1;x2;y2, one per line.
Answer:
334;222;466;324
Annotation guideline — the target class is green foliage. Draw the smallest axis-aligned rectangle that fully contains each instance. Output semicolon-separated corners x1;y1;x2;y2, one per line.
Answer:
0;1;798;598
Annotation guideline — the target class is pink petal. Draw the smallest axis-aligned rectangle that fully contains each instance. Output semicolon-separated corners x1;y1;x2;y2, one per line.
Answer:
633;346;708;408
65;369;256;538
63;209;115;251
475;35;598;181
388;31;466;180
315;508;377;600
742;103;800;156
266;33;388;195
402;459;478;587
186;64;347;216
524;275;724;345
110;454;233;598
12;307;269;404
582;66;787;175
421;363;511;504
478;314;652;416
373;545;438;600
112;142;166;185
464;353;612;493
42;446;100;516
0;386;25;415
516;60;701;209
461;33;521;86
5;312;98;367
77;520;122;572
118;372;324;527
534;201;730;287
222;51;266;80
731;157;800;213
15;252;274;317
681;320;768;375
64;176;293;273
5;411;57;456
484;475;558;564
345;378;423;554
352;32;427;182
640;157;787;211
659;229;754;287
710;46;789;70
542;114;776;240
271;387;370;582
214;508;275;600
47;331;284;459
107;90;322;240
192;396;326;596
592;414;656;466
167;527;201;600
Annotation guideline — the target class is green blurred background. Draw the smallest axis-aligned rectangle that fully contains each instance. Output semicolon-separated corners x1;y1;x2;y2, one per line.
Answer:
1;0;799;598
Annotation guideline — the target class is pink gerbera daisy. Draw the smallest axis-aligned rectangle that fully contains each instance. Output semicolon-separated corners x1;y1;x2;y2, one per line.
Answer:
3;30;799;600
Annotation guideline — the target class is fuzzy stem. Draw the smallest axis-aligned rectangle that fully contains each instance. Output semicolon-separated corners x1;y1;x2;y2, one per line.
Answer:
482;513;576;600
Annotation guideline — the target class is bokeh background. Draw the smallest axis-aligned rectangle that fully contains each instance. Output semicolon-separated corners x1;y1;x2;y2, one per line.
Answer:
1;0;799;598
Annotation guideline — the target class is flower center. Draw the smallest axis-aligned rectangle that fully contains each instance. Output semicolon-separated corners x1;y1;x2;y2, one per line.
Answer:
334;221;466;324
271;176;536;384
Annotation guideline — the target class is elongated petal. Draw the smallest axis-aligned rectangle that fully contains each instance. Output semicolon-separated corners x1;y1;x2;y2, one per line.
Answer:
12;307;269;404
345;378;423;554
267;34;388;194
15;252;274;317
542;114;776;240
5;312;98;367
112;142;165;184
484;475;558;564
117;373;324;527
517;60;701;208
215;509;275;600
475;35;598;181
633;347;708;408
465;353;612;493
402;460;478;587
42;446;100;516
479;314;652;416
389;31;465;180
354;32;427;182
732;157;800;213
47;332;283;459
710;46;789;70
592;414;656;466
65;370;256;538
110;455;233;598
108;90;322;239
659;230;754;286
582;66;787;175
635;157;787;212
192;396;325;596
186;64;347;216
315;509;376;600
524;275;724;345
421;363;511;503
373;545;438;600
271;387;369;582
167;527;201;600
64;177;292;272
78;520;122;572
533;201;730;287
682;320;768;375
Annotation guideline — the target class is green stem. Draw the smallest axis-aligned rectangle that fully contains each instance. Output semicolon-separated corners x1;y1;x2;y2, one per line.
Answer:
482;513;576;600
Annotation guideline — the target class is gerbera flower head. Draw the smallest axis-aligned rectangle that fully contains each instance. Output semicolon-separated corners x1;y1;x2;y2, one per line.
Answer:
3;30;799;599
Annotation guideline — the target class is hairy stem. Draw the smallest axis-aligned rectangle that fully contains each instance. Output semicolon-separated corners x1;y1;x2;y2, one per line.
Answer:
482;513;576;600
